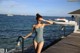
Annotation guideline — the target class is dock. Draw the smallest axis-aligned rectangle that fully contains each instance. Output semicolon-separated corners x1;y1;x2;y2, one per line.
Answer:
42;33;80;53
7;33;80;53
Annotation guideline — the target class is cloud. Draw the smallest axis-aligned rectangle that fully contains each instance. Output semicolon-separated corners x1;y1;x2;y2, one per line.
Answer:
0;0;18;7
0;0;18;14
0;0;28;14
0;0;11;3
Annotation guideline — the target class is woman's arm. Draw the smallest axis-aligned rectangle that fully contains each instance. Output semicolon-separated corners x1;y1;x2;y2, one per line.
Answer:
23;25;35;39
41;19;54;26
44;20;54;26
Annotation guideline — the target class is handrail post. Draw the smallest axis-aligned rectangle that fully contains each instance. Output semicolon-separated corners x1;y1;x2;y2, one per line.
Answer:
64;26;65;36
22;37;24;53
61;25;66;38
17;36;24;53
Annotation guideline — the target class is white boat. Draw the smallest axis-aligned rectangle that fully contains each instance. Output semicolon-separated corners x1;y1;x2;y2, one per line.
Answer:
7;14;13;16
54;18;76;25
55;18;69;22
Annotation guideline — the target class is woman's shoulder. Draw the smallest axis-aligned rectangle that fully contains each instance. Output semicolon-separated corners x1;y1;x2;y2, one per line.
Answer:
33;24;36;27
33;24;37;27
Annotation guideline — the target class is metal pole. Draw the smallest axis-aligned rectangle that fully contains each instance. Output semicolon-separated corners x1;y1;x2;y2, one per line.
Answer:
22;37;24;53
17;36;24;53
64;26;65;36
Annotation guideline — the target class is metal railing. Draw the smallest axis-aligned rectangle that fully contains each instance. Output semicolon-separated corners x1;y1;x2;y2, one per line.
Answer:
16;36;24;53
57;25;66;38
61;25;66;36
61;25;66;38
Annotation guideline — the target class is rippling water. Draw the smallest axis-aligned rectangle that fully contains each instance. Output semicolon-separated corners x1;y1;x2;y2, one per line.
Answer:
0;14;74;51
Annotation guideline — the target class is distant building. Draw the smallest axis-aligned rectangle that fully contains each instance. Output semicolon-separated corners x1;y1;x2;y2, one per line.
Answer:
69;9;80;33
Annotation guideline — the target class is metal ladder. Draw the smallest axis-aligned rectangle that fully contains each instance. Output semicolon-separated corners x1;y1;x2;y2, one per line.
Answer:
16;36;24;53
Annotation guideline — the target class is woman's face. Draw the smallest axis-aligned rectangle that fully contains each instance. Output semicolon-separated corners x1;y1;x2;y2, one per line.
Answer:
38;17;43;21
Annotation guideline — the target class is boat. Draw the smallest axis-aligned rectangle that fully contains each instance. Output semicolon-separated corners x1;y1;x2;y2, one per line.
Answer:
7;14;14;16
55;18;69;22
54;18;76;25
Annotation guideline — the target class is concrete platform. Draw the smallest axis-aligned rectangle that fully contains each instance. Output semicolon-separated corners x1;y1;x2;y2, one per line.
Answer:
42;33;80;53
8;33;80;53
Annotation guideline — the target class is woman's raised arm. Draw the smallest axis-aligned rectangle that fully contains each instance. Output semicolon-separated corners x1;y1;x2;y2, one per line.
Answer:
41;18;54;26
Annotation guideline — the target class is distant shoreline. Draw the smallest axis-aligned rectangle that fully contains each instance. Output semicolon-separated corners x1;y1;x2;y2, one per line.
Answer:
0;14;70;17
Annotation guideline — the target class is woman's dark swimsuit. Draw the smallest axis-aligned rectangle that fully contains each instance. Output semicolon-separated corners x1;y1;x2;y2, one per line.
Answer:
34;27;44;43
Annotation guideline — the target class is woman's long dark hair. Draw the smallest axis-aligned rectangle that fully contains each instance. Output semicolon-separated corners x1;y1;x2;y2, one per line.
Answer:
36;13;42;20
36;13;43;24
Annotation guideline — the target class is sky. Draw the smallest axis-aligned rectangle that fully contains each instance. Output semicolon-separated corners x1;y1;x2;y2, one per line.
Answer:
0;0;80;16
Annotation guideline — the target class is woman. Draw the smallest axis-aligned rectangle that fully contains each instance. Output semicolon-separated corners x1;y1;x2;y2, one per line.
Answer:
23;13;53;53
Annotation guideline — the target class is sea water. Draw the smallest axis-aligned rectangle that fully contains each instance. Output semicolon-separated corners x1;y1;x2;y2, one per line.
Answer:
0;14;74;51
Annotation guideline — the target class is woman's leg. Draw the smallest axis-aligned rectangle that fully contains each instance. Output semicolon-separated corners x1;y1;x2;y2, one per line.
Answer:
37;42;44;53
33;40;38;52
